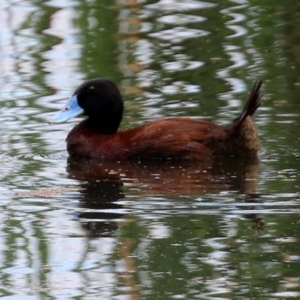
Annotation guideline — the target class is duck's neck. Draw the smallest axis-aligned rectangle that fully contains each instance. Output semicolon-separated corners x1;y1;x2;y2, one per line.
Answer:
83;115;122;135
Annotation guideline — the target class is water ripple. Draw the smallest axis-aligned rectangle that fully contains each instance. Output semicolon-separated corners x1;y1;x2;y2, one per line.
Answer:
157;14;206;25
162;60;204;72
149;27;209;43
146;0;216;12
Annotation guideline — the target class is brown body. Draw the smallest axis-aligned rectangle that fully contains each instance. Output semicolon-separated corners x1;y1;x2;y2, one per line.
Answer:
55;79;263;160
67;115;259;160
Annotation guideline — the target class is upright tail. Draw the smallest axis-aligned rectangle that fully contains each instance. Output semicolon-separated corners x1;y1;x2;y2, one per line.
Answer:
230;79;263;130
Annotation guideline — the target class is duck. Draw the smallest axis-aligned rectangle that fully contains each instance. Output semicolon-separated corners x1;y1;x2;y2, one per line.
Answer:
49;79;263;160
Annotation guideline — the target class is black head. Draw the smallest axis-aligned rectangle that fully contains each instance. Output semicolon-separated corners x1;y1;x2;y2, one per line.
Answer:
74;79;124;134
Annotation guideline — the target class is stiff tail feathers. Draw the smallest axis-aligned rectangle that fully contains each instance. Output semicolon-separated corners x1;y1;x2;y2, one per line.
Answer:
230;79;263;130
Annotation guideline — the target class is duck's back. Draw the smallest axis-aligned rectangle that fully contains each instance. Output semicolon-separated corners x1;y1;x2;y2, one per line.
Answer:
124;118;225;160
126;117;259;159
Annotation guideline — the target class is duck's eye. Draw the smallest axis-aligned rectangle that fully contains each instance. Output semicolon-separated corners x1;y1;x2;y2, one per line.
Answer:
87;86;95;93
64;107;70;111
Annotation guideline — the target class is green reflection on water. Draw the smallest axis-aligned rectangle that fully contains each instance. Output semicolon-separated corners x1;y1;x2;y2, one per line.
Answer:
74;0;122;81
0;0;300;299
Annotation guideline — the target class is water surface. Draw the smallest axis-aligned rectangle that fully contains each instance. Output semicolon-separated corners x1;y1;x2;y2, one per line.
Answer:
0;0;300;299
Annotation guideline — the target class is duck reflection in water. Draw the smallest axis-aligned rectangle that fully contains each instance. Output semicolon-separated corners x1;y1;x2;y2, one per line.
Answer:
76;178;125;237
67;157;264;237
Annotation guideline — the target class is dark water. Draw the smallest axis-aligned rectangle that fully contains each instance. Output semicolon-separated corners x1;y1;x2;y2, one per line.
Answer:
0;0;300;299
